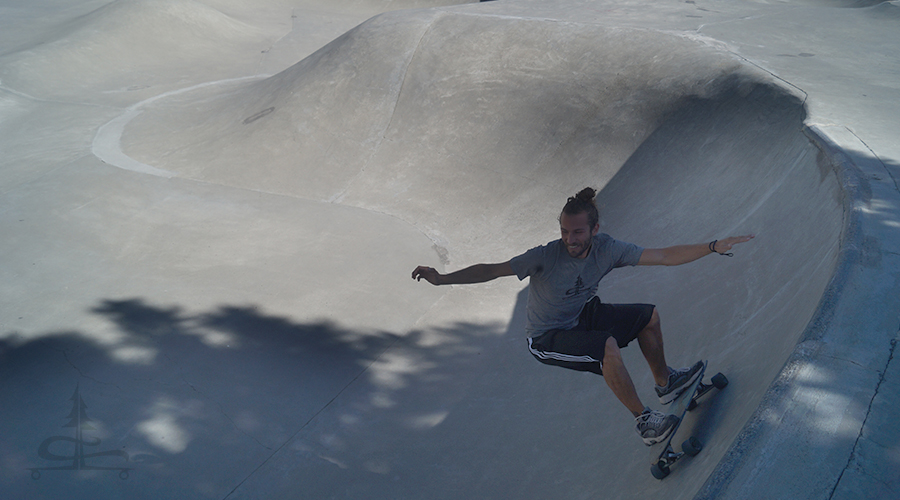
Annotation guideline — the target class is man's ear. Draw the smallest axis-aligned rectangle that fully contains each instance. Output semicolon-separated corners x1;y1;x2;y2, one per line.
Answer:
591;223;600;236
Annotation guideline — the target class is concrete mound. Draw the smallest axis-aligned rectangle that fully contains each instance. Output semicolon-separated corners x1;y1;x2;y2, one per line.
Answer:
121;10;842;254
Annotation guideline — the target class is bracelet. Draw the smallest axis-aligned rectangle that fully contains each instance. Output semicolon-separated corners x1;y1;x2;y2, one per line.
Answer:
709;240;734;257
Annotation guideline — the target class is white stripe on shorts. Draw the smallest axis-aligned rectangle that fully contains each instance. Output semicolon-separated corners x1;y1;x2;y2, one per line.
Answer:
528;337;602;366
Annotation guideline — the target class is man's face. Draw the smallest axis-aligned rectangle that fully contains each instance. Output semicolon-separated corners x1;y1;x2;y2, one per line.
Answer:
559;211;599;259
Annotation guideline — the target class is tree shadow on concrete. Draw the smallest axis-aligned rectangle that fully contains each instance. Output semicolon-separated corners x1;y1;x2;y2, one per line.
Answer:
0;292;532;500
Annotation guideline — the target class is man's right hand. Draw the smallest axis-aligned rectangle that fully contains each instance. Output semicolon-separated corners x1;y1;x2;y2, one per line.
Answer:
412;262;515;286
411;266;442;285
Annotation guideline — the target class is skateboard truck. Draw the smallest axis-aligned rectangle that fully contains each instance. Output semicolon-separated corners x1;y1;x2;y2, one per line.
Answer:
651;434;706;479
650;363;728;480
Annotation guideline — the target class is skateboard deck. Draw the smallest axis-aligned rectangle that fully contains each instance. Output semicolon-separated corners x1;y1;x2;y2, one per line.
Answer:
649;360;728;480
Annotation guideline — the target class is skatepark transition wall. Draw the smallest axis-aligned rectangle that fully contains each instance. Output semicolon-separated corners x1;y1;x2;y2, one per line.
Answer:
115;9;844;498
3;0;889;498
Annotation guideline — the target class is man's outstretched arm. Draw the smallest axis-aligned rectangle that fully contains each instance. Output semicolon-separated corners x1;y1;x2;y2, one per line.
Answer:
638;234;755;266
411;261;515;286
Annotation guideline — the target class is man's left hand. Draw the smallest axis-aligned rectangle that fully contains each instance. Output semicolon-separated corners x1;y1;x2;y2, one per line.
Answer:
713;234;755;254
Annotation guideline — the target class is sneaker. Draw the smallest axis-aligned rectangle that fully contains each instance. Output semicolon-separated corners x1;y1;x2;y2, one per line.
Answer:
656;360;704;405
635;407;679;446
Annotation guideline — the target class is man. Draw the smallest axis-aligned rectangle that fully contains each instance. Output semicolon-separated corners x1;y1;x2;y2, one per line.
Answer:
411;187;754;445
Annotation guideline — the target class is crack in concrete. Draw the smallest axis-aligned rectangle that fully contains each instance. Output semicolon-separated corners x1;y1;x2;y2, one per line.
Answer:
821;353;866;370
179;374;274;452
829;332;899;499
841;127;900;195
159;350;274;452
62;350;107;386
327;11;443;205
43;341;121;389
222;333;404;500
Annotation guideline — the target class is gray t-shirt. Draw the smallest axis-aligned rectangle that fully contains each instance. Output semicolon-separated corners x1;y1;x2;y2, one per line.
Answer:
509;233;644;336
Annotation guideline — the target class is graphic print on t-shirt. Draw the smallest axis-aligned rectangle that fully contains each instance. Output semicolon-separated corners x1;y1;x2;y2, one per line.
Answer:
565;275;585;297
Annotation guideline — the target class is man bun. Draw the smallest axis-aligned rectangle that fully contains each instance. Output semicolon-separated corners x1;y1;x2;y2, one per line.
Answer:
561;187;600;228
574;187;597;202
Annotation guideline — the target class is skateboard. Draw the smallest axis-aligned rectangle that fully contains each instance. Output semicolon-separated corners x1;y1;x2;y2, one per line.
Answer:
649;360;728;480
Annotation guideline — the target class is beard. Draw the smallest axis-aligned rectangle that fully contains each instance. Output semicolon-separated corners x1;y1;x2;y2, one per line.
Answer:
566;240;591;258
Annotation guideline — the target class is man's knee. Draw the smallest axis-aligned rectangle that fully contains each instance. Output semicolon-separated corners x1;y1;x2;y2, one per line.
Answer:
641;307;661;335
649;307;660;327
603;336;622;364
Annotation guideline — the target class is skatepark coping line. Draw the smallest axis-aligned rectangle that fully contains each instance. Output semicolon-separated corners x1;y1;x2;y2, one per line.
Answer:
87;65;457;272
448;7;815;109
91;74;271;179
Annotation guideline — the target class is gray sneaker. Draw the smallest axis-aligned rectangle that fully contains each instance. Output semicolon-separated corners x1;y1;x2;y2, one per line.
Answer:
655;360;704;405
635;407;679;446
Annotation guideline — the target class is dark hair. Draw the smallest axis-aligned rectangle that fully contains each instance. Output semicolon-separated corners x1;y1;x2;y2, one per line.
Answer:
561;187;599;228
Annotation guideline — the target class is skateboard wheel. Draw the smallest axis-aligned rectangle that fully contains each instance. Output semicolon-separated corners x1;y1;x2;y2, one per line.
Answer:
651;462;670;480
682;437;703;456
712;373;728;389
687;399;698;411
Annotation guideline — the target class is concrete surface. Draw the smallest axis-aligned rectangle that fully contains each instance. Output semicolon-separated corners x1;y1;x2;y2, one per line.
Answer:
0;0;897;499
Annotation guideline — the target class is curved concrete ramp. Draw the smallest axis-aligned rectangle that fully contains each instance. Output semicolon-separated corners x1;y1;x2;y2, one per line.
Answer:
1;1;897;499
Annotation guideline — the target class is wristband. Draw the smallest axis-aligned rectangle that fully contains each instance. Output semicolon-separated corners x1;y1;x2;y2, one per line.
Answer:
710;240;734;257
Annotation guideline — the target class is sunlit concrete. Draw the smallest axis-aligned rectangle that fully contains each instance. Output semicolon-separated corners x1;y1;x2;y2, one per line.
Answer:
0;0;898;499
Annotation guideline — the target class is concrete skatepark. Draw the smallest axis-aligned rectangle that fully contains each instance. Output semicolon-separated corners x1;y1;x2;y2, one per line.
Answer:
0;0;897;498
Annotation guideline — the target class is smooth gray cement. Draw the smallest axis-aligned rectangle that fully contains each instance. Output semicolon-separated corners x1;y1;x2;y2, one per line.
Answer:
0;0;897;499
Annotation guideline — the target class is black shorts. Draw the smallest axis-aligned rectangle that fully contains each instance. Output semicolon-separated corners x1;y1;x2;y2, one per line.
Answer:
527;297;655;375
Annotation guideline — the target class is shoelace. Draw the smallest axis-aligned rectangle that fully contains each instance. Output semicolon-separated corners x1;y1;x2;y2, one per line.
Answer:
660;367;692;391
636;411;666;425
